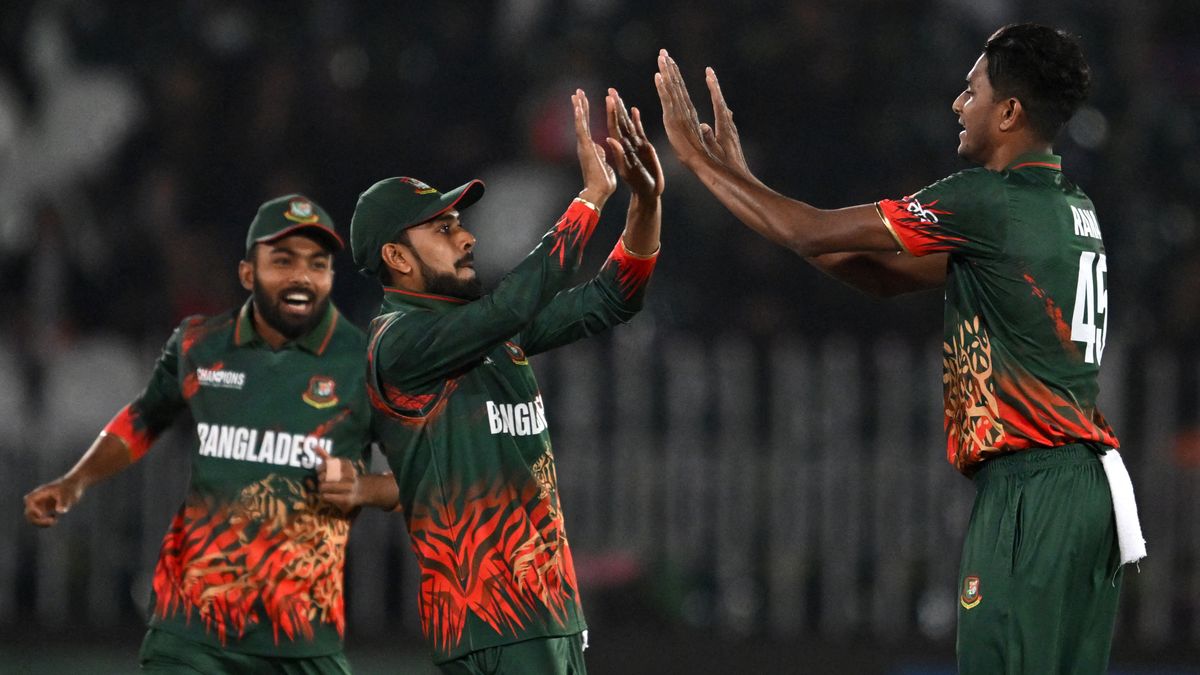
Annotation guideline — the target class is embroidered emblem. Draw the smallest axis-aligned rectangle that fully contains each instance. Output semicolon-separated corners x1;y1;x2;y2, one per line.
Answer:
303;376;339;409
399;177;438;195
285;199;320;224
503;341;527;365
960;575;982;610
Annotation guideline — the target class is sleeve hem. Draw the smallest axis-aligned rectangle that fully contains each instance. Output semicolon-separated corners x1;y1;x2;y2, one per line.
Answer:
875;202;912;254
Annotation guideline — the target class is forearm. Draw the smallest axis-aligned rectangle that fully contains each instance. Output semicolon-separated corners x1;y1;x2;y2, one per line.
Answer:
621;195;661;256
808;251;947;298
62;432;136;491
356;473;401;511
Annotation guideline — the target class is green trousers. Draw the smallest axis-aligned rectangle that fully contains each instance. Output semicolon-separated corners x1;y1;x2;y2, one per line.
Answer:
957;444;1122;674
139;628;352;674
437;633;588;675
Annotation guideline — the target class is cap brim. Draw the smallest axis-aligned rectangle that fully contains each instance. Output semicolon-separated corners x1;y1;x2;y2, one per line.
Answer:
255;223;345;252
406;179;486;228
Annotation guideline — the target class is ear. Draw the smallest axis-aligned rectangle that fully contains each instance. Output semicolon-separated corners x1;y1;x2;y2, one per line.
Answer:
381;242;415;276
998;97;1022;133
238;259;254;291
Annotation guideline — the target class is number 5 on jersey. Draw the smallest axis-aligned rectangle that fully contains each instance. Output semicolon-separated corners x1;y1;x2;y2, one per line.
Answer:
1071;251;1107;364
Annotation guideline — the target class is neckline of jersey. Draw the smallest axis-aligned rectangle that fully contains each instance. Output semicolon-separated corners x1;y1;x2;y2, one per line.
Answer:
382;286;469;307
1006;151;1062;172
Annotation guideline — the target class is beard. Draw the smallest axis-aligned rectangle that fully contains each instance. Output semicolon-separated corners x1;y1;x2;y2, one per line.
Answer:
415;251;483;300
251;276;331;340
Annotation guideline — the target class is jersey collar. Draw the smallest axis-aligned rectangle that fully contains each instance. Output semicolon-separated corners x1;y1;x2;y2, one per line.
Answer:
234;297;340;355
1006;151;1062;172
380;286;469;313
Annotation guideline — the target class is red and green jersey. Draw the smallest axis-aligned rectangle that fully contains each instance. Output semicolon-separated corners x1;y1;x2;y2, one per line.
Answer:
103;300;373;657
366;200;657;664
877;152;1119;474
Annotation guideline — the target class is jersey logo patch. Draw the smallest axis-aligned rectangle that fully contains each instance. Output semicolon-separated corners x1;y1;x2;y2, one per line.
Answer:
285;199;319;224
503;341;527;366
960;575;982;610
303;376;339;409
196;365;246;390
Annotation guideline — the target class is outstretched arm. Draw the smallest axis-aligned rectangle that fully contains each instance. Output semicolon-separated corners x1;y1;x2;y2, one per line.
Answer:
24;432;134;527
654;50;899;258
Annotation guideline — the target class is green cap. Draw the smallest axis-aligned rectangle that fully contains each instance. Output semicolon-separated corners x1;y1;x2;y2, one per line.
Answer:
350;176;485;275
246;194;343;255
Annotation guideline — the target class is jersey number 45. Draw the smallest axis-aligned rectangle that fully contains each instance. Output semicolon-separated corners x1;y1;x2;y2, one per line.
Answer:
1071;251;1107;364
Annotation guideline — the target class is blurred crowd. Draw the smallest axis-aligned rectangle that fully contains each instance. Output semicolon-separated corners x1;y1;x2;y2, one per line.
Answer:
0;0;1197;386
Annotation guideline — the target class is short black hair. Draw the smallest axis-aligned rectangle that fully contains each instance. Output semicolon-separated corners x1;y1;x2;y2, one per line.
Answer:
376;228;412;284
983;23;1091;142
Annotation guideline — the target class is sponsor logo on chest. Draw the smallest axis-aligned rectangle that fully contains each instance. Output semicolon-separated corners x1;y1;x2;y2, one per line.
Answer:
195;423;332;468
196;367;247;390
486;394;548;437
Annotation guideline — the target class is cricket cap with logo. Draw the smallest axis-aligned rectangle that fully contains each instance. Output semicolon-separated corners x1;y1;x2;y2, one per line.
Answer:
350;176;486;275
245;194;343;256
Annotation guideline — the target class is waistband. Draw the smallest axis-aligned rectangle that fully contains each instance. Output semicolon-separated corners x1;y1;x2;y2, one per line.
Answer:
974;443;1105;484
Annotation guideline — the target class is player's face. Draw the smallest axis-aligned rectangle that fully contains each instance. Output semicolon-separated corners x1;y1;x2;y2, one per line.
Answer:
952;54;1002;165
240;234;334;340
405;211;482;300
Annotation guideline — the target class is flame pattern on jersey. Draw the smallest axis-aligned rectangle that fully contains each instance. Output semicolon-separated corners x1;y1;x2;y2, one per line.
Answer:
944;316;1119;473
547;201;598;267
607;239;657;300
878;197;963;255
151;474;351;646
406;450;580;653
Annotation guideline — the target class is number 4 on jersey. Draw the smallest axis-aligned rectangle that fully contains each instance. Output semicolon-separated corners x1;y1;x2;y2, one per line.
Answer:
1071;251;1107;364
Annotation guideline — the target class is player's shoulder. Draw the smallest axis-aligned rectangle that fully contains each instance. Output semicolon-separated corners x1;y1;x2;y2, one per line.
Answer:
924;167;1001;193
169;309;238;353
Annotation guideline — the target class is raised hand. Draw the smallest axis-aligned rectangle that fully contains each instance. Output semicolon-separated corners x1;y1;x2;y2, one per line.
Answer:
605;88;665;200
24;478;84;527
315;445;361;515
654;49;714;169
699;67;755;181
572;89;617;210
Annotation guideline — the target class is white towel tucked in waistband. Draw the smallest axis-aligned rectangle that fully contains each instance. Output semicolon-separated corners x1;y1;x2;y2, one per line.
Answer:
1099;449;1147;565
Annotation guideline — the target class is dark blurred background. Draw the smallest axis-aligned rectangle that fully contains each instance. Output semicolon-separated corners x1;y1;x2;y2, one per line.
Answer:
1;0;1198;673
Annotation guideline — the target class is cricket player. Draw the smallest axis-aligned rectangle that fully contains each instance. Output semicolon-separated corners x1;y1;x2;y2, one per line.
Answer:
24;195;399;673
345;88;661;674
654;24;1145;672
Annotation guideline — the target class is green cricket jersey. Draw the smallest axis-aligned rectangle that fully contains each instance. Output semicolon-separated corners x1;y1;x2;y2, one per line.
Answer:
877;152;1119;475
103;300;373;656
366;200;657;663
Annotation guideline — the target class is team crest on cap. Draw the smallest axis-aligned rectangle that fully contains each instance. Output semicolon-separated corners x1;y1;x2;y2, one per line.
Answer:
399;177;438;195
503;341;528;366
286;199;320;224
302;375;339;409
960;575;982;610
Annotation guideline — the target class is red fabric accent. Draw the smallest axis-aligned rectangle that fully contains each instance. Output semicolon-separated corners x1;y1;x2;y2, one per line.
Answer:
1010;161;1061;170
1022;273;1075;352
103;404;156;461
878;197;965;256
548;202;599;267
606;239;658;300
382;287;468;304
406;475;580;653
151;479;351;645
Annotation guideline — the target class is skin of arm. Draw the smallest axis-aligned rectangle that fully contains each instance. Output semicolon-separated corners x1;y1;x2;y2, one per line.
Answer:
654;52;948;297
24;432;135;527
809;251;949;298
604;88;664;256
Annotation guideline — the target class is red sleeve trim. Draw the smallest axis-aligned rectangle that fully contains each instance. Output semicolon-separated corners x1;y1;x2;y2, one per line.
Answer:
876;198;964;256
607;238;658;300
548;201;600;266
102;404;157;461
